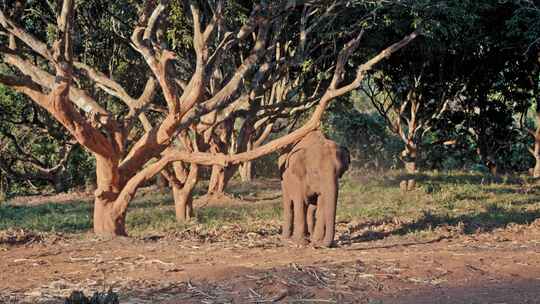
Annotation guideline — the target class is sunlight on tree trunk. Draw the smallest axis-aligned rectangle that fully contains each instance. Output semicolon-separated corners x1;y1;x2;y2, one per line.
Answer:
93;156;125;235
208;165;226;195
93;196;127;236
239;160;253;182
533;157;540;178
529;112;540;178
172;174;197;222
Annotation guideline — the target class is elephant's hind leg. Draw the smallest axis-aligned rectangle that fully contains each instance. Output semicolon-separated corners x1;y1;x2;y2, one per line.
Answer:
292;197;309;245
282;190;293;239
307;203;317;236
312;203;325;244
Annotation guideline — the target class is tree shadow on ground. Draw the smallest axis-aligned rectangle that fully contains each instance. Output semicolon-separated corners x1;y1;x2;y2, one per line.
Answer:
241;195;281;202
373;172;523;189
347;207;540;244
394;207;540;234
478;187;540;197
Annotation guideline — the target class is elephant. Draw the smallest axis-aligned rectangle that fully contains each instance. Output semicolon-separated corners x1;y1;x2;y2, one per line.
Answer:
278;130;350;247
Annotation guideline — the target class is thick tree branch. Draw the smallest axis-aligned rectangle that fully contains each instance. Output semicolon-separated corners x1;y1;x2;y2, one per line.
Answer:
331;30;420;98
114;29;419;206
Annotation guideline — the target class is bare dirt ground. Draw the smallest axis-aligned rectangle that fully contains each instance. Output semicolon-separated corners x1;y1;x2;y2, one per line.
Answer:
0;220;539;303
1;176;540;304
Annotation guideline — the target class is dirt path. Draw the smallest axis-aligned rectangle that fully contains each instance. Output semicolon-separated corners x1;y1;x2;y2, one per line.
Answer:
1;224;539;303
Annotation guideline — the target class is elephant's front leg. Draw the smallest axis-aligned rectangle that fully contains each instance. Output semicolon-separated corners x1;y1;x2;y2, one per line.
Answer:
320;181;338;247
281;187;293;239
310;181;338;248
292;198;309;245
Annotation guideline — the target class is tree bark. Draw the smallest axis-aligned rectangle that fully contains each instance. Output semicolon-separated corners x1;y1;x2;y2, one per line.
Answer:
238;124;255;183
208;165;225;195
93;156;125;236
172;184;192;221
207;164;235;199
530;112;540;178
172;163;199;222
93;195;126;236
400;143;417;191
239;160;253;182
238;123;273;182
533;155;540;178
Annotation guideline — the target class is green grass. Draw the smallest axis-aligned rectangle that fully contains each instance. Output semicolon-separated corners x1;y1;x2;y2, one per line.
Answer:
1;170;539;238
338;170;540;236
0;201;92;233
126;197;282;237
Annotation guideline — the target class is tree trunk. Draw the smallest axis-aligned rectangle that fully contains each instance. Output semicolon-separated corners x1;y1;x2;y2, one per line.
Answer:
476;144;497;175
93;196;126;236
172;185;193;221
92;156;125;236
531;117;540;178
404;160;417;191
52;172;67;193
533;155;540;178
207;164;235;198
172;164;199;222
239;138;254;182
208;165;226;195
239;161;253;182
486;160;497;175
400;143;417;191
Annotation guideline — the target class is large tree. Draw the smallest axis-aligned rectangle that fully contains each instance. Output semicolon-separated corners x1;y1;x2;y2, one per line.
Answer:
360;0;538;180
446;0;538;175
357;0;472;188
509;0;540;176
0;0;417;236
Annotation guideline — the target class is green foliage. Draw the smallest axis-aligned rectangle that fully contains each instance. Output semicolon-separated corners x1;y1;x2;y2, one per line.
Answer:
65;289;119;304
338;0;540;174
0;84;95;197
167;0;194;51
253;153;280;178
506;0;540;49
323;96;402;170
67;147;96;189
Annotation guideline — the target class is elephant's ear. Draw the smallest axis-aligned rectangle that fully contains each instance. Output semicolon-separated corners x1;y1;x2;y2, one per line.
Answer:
336;146;351;178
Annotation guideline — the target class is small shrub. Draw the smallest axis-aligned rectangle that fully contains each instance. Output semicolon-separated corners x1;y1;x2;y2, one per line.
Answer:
64;289;119;304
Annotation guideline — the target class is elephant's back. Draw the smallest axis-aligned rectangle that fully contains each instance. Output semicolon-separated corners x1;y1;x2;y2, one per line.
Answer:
293;132;341;165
